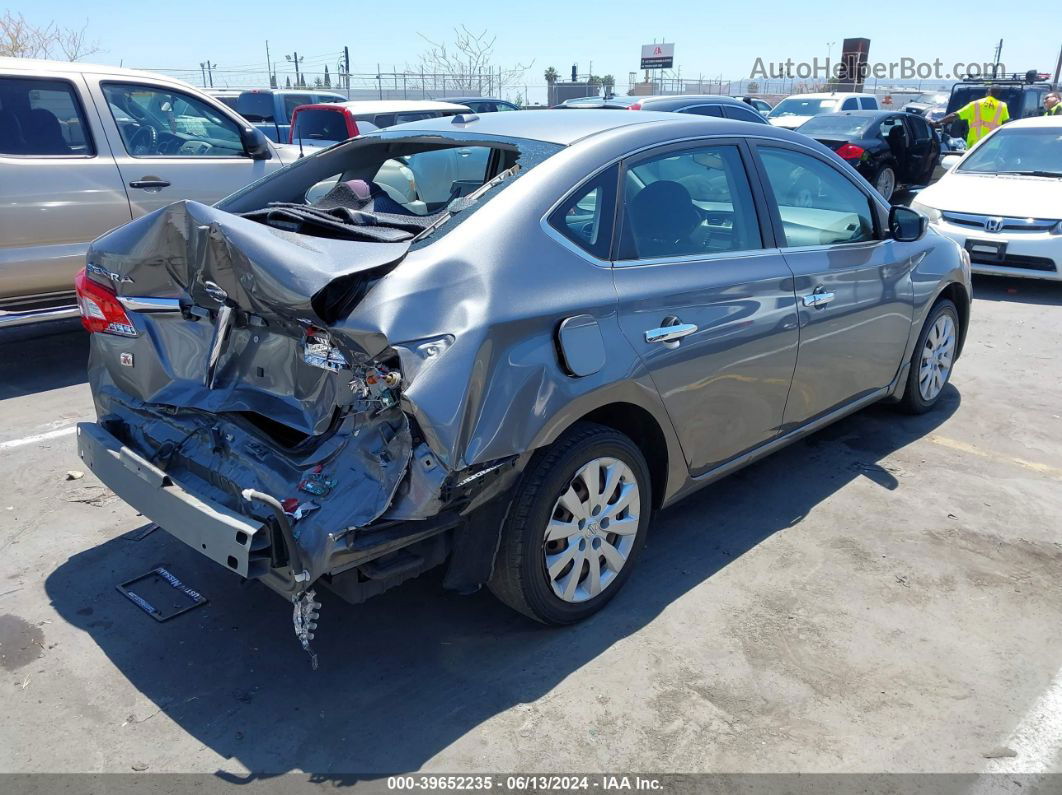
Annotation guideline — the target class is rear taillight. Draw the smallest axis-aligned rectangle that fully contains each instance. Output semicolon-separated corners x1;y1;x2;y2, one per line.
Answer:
627;103;642;111
835;143;866;160
74;267;137;336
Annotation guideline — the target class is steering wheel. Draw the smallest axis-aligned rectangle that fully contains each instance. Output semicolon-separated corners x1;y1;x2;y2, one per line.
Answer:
129;125;158;156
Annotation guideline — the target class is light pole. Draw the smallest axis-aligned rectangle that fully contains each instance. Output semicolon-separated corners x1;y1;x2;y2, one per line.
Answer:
285;52;304;87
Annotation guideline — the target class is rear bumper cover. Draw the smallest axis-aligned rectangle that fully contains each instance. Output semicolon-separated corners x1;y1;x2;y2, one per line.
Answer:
76;422;267;579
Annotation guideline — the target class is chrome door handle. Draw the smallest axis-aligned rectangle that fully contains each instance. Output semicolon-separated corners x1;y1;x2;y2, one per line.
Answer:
802;291;835;308
129;179;171;190
645;322;698;344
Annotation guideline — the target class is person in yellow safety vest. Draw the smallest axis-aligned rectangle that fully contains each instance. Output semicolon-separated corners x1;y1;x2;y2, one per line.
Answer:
932;86;1011;148
1044;92;1061;116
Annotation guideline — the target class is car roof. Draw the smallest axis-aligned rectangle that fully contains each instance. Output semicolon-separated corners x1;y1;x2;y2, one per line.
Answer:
996;114;1062;129
334;100;471;113
241;89;345;96
808;110;905;119
440;97;511;104
782;92;874;99
373;108;798;146
0;56;198;87
640;94;743;103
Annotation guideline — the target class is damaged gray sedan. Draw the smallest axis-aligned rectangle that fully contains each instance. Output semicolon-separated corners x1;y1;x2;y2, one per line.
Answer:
74;110;971;660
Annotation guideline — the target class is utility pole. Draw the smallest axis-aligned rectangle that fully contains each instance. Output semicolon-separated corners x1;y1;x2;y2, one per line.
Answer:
993;39;1003;76
1052;43;1061;89
344;46;350;92
199;62;207;87
265;40;274;88
200;61;215;88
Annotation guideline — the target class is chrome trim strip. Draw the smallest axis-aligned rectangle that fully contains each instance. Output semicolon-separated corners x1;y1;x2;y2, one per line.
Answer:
0;305;80;329
117;296;182;313
941;211;1058;231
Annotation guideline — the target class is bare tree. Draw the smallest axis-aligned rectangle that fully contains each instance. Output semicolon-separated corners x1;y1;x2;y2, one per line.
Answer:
414;26;531;97
0;12;101;60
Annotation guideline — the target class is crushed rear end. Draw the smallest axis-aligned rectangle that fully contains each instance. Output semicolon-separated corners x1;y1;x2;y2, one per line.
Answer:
75;131;552;663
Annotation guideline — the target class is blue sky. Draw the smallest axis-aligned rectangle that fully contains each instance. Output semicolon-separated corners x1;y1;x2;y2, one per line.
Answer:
11;0;1061;102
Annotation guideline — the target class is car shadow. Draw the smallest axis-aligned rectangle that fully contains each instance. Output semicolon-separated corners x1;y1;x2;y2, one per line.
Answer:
44;387;959;778
971;274;1062;306
0;322;89;398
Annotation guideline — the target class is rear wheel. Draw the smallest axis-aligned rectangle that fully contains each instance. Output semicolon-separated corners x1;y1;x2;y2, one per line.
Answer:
488;423;651;624
873;165;896;201
898;299;959;414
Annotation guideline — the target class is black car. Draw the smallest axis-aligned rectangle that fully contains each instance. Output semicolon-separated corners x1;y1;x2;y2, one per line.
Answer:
797;110;940;200
630;94;769;124
439;97;520;113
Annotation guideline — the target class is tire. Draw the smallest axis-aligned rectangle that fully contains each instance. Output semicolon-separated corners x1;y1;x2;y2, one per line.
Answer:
897;299;959;414
873;165;896;201
488;422;652;625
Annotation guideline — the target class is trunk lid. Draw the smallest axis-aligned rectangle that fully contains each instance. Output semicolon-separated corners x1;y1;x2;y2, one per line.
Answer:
86;201;408;436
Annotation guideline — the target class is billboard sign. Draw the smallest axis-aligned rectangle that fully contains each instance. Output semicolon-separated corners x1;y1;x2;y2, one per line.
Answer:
641;43;674;70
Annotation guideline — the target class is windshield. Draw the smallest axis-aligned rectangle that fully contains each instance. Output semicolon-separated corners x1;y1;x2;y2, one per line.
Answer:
957;127;1062;175
768;98;839;118
797;115;871;137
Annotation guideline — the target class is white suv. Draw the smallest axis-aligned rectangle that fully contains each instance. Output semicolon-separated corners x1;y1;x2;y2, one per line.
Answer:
911;116;1062;281
767;92;879;129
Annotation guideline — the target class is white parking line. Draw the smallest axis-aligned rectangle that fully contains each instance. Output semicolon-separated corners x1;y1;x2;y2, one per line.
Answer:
0;425;77;450
970;667;1062;792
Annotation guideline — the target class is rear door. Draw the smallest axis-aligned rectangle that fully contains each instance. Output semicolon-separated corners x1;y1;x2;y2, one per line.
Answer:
89;79;279;215
609;139;800;475
749;142;915;426
0;70;131;304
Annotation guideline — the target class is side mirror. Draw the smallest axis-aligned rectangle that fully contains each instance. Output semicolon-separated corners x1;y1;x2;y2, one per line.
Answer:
890;205;928;242
240;126;273;160
941;154;961;171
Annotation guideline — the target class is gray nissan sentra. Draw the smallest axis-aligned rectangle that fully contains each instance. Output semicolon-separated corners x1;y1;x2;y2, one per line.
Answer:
74;109;971;659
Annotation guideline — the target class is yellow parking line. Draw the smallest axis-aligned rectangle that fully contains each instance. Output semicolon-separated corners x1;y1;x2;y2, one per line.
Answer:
928;435;1062;481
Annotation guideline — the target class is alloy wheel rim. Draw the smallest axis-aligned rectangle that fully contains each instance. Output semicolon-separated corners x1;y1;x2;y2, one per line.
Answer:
919;313;956;401
876;169;895;199
543;457;641;603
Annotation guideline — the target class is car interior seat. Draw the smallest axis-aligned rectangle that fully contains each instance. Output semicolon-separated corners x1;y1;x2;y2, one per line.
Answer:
628;180;702;258
887;124;907;161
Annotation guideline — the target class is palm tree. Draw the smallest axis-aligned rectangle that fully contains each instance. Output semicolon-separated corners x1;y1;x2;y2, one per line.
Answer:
544;66;558;84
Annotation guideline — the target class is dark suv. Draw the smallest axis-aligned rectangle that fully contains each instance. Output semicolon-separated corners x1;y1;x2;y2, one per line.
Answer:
944;73;1053;139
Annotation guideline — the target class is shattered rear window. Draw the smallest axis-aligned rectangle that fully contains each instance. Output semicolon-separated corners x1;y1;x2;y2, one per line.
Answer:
217;132;563;247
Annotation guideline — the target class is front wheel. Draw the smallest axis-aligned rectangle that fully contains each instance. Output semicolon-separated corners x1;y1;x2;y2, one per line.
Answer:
898;299;959;414
488;423;651;624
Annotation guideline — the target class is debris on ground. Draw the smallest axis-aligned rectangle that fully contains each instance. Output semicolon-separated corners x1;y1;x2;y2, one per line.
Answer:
117;567;207;621
982;747;1018;759
65;470;84;481
121;522;159;542
64;485;117;508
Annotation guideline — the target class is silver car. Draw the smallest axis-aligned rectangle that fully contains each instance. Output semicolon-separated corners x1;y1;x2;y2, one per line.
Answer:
74;110;971;660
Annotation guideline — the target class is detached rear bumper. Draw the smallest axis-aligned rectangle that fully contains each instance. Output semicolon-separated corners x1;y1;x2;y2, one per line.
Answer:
76;422;269;579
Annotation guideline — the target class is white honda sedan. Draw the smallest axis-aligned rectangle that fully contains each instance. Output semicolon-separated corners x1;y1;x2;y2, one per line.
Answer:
910;116;1062;281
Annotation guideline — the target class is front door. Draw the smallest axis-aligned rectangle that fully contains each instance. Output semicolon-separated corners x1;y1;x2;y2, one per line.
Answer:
90;80;277;216
611;140;800;475
751;143;915;428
